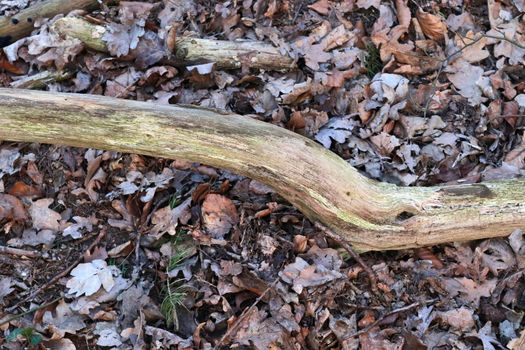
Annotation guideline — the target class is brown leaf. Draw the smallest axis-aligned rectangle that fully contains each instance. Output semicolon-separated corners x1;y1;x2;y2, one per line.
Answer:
293;235;308;253
30;198;61;231
416;10;447;42
415;247;444;269
201;194;239;238
442;277;497;306
508;329;525;349
395;0;411;29
26;161;43;185
308;0;331;15
0;51;26;75
8;181;42;198
436;307;475;331
0;193;28;221
320;25;352;51
476;239;516;276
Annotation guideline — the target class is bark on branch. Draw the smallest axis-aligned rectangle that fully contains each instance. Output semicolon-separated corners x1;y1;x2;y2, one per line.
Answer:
51;17;295;71
0;88;523;251
0;0;99;47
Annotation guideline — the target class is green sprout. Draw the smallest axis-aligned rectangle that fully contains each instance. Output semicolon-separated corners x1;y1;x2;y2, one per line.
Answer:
161;247;191;329
160;278;187;330
169;192;182;209
364;43;383;78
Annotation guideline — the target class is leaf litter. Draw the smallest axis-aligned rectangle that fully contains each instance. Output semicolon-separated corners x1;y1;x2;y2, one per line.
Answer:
2;0;525;348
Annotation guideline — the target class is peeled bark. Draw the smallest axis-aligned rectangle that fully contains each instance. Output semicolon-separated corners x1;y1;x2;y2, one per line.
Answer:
51;17;296;71
0;0;99;47
0;88;523;251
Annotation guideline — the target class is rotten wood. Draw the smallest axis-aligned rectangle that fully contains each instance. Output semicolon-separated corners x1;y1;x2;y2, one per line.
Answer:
0;88;524;251
0;0;100;47
51;17;296;71
10;70;73;89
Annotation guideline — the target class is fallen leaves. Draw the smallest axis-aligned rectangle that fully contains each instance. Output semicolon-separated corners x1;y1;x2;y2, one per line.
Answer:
0;193;27;222
201;194;239;238
29;198;61;232
2;0;525;348
66;260;116;297
447;59;485;105
416;10;447;42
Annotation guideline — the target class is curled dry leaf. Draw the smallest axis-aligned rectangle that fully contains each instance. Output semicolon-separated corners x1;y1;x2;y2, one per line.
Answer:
201;194;239;238
416;10;447;42
0;193;27;221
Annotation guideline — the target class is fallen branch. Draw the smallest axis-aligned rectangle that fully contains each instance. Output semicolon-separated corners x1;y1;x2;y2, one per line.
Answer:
0;0;99;47
0;88;524;251
51;17;296;71
0;296;62;327
0;245;41;258
10;70;73;89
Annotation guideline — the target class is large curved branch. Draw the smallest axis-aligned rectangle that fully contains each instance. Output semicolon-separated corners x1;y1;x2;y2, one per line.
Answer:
0;88;524;251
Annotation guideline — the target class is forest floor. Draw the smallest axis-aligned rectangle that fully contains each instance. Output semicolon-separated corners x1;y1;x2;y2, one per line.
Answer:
2;0;525;349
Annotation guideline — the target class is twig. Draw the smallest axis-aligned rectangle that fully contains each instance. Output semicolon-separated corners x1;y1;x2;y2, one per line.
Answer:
0;245;41;258
422;64;445;118
6;229;106;313
213;278;280;349
0;296;62;327
494;114;525;118
347;299;437;339
315;222;378;293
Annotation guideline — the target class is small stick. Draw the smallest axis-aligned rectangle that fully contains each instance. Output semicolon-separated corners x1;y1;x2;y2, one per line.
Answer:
315;222;378;293
347;299;437;338
11;70;74;89
0;245;41;258
213;278;279;349
0;296;62;327
6;229;106;312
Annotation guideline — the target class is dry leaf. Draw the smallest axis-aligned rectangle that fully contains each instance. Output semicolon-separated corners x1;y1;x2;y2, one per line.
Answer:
30;198;61;231
42;300;86;339
201;194;239;238
66;260;116;297
0;193;27;221
417;10;447;42
437;307;475;331
447;60;484;105
442;277;497;306
308;0;330;15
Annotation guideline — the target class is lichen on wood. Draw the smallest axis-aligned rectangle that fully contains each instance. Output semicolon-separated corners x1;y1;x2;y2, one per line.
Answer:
0;88;523;251
0;0;99;47
51;17;296;71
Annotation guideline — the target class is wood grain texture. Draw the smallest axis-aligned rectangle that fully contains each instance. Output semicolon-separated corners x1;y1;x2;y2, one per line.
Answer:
0;88;523;251
51;17;296;71
0;0;99;47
